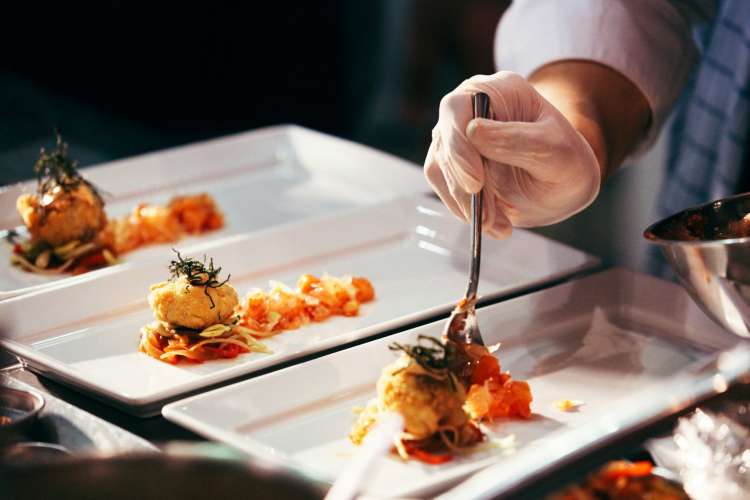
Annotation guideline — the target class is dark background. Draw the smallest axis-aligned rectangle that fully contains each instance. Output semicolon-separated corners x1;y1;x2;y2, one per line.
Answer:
0;0;669;275
0;1;508;185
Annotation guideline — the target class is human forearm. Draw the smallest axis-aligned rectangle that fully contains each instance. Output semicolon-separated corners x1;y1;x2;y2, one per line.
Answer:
529;60;651;182
496;0;701;179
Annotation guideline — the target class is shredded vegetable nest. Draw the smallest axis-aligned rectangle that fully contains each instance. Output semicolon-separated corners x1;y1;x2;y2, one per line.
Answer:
139;320;271;364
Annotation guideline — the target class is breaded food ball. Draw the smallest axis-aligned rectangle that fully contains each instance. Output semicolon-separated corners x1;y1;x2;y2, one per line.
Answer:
349;398;379;446
376;355;467;440
17;183;106;247
148;276;239;329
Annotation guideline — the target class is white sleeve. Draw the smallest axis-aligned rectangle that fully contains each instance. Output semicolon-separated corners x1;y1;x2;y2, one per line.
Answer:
495;0;712;145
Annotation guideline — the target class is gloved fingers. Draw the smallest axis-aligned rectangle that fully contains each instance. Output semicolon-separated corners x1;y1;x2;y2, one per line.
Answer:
466;116;563;181
439;141;474;221
457;72;541;123
423;134;469;222
483;190;513;239
425;125;513;237
437;91;486;194
434;71;541;196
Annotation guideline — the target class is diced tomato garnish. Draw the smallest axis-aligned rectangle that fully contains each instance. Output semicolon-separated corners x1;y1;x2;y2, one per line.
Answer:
205;213;223;230
489;379;532;419
408;448;453;465
310;305;331;322
601;461;653;480
72;251;111;275
78;252;107;269
351;277;375;302
297;274;320;293
218;343;247;359
472;355;501;385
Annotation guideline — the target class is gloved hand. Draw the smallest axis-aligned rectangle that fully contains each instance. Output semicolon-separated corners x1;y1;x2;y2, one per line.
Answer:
424;72;601;238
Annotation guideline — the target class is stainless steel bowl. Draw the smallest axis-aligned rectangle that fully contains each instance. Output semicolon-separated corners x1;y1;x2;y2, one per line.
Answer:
645;192;750;338
0;441;71;465
0;384;45;444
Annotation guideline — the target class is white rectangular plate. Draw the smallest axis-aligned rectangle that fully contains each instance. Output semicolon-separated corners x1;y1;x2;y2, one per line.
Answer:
0;125;426;299
0;196;596;416
162;268;741;498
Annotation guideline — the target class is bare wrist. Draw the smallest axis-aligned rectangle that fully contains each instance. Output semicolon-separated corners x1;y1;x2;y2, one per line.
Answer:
529;61;651;182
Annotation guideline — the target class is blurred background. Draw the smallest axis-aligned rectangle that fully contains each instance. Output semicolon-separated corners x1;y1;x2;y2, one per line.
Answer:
0;0;667;273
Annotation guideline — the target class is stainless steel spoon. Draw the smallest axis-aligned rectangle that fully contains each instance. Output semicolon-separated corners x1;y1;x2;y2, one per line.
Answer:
443;92;490;346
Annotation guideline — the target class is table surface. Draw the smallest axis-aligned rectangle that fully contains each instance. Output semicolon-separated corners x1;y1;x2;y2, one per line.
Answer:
1;362;202;445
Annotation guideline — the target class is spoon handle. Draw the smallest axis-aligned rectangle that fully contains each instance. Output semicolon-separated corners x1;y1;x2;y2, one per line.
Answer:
466;92;490;302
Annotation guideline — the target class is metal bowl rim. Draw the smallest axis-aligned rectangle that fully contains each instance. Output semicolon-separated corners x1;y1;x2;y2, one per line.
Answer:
0;384;46;431
644;191;750;247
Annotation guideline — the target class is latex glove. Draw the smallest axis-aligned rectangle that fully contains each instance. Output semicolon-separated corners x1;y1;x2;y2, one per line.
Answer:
424;72;601;238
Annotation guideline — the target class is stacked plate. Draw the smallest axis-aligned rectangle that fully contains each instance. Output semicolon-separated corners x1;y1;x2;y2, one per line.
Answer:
2;125;739;498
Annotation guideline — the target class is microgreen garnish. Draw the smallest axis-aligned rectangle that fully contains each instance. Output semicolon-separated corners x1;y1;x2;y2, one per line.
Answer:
168;250;230;309
389;335;456;372
3;229;19;244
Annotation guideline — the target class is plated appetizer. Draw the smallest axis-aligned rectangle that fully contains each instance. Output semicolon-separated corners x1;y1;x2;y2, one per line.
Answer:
350;335;531;464
12;134;110;274
550;460;688;500
139;252;376;365
139;252;270;364
8;134;224;275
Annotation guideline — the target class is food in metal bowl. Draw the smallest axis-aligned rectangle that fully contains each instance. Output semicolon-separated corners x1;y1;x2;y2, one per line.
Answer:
644;192;750;338
549;460;689;500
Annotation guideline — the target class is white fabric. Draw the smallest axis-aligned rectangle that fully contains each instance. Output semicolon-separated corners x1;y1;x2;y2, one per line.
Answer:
495;0;711;145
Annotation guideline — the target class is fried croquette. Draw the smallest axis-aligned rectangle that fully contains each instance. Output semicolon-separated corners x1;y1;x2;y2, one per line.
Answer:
375;355;468;440
148;276;239;330
16;183;106;247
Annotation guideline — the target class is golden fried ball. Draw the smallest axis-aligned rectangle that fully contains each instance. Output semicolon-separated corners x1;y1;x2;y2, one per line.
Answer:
148;276;239;329
17;184;106;247
349;399;380;446
376;356;467;440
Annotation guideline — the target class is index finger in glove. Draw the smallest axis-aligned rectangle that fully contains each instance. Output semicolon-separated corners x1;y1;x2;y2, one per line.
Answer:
437;90;486;194
424;131;470;222
466;117;566;182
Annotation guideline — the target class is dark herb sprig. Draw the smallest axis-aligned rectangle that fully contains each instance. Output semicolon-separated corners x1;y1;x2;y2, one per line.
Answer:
168;250;230;309
3;229;19;245
389;335;456;372
34;132;104;213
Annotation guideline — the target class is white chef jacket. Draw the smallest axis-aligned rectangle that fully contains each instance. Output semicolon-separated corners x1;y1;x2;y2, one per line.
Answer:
495;0;716;144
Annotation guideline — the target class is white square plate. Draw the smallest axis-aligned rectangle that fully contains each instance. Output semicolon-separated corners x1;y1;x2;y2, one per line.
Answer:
0;196;596;416
162;268;741;498
0;125;426;299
